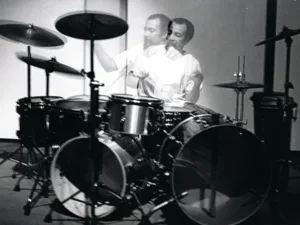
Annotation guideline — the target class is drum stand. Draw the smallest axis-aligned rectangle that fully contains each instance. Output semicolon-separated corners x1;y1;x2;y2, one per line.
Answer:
22;68;56;215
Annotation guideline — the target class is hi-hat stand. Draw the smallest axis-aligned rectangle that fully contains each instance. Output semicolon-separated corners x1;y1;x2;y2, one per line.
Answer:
213;56;264;127
232;56;248;127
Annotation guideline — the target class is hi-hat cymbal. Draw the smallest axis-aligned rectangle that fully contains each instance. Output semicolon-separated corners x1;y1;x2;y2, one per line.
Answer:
255;26;300;46
0;22;66;47
55;10;129;40
213;81;264;90
16;52;82;75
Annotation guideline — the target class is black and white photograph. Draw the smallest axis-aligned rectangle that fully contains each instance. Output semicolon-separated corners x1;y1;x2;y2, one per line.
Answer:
0;0;300;224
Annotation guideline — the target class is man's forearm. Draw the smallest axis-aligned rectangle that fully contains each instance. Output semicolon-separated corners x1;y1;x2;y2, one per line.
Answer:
185;73;203;103
95;43;118;72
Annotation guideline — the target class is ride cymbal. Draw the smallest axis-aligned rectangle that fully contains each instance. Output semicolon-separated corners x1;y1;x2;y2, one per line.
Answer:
55;10;129;40
16;52;82;75
255;26;300;46
213;81;264;90
0;22;66;47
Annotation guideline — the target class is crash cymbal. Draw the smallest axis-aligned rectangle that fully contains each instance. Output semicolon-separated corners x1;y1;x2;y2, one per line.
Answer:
213;81;264;90
0;22;66;47
16;52;81;75
55;10;128;40
255;26;300;46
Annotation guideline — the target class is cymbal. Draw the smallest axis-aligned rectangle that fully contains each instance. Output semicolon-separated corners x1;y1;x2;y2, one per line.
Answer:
213;81;264;90
255;26;300;46
16;52;82;75
55;10;128;40
0;22;66;47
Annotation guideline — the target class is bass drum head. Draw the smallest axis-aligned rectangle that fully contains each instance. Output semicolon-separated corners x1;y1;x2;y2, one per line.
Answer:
171;125;271;225
51;136;126;218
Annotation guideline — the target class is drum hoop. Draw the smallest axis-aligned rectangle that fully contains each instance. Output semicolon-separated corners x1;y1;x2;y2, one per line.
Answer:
67;94;111;101
17;96;63;106
51;135;127;217
169;124;269;225
55;98;107;112
110;94;164;105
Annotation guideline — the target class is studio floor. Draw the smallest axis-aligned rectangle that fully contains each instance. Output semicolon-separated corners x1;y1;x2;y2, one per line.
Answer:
1;140;300;225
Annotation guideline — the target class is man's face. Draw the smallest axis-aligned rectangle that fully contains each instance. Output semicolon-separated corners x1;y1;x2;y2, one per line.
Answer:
167;22;188;52
143;18;166;48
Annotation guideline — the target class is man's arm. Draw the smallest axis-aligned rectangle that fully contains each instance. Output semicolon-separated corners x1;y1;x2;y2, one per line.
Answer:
126;71;140;88
185;72;203;103
94;42;118;72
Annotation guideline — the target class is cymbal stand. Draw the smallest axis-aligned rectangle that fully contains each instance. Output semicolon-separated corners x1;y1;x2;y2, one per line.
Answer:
0;45;45;193
267;30;299;213
23;68;55;215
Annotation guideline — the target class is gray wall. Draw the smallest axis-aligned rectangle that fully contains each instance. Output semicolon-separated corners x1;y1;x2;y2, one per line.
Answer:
0;0;123;139
0;0;299;150
127;0;299;150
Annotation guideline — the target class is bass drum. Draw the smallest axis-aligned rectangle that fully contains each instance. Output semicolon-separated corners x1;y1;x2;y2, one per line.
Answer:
51;133;148;218
159;114;271;225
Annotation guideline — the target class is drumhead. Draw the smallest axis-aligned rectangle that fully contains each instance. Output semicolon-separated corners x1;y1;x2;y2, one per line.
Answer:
164;103;219;113
18;96;63;105
56;95;109;112
51;135;127;218
171;125;270;225
110;93;164;104
67;94;111;101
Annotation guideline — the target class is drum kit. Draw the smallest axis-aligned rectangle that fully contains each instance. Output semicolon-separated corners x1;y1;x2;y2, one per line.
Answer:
0;10;298;225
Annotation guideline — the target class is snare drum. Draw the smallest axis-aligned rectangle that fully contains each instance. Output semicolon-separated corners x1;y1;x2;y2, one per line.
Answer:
16;96;63;146
107;94;164;136
51;95;109;144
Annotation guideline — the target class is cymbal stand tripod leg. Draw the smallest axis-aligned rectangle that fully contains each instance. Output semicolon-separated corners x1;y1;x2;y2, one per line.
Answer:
23;69;54;215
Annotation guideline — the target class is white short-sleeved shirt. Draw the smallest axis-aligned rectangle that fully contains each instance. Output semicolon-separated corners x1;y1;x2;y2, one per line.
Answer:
134;45;202;105
113;44;202;105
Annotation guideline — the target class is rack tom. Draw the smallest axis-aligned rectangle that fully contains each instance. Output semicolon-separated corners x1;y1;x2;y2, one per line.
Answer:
51;95;109;144
16;96;63;146
107;94;164;136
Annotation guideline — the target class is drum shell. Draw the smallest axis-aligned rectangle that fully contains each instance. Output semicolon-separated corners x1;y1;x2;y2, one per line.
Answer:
159;115;270;225
50;133;148;218
16;96;63;146
50;96;109;144
142;104;224;157
107;94;164;136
